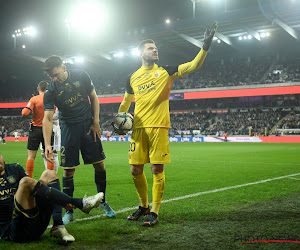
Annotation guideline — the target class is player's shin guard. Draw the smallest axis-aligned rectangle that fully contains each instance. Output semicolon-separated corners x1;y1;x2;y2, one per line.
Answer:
151;171;165;215
53;152;59;173
26;160;34;178
48;179;63;226
41;152;48;170
133;172;148;208
95;171;106;202
31;181;83;209
62;176;75;213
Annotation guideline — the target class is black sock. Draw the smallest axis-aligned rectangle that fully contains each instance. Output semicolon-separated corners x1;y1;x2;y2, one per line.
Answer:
95;171;106;202
48;179;63;226
62;176;74;213
31;181;83;209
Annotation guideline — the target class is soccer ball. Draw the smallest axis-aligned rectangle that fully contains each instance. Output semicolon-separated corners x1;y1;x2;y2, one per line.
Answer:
113;112;133;134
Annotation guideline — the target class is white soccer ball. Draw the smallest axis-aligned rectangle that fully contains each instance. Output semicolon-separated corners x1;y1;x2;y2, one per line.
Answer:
113;112;133;134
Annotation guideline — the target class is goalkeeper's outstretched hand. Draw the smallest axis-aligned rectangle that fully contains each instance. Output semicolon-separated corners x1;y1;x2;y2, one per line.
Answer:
111;122;126;135
203;21;218;51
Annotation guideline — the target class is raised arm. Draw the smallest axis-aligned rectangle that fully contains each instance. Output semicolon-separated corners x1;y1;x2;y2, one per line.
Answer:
171;21;218;79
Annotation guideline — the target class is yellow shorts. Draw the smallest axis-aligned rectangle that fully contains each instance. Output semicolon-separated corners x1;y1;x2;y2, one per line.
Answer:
129;127;170;165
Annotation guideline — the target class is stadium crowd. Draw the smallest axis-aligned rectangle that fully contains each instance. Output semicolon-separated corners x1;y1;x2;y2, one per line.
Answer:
0;55;299;102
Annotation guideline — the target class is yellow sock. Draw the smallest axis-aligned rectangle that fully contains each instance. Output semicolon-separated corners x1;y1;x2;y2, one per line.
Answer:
133;172;148;208
151;171;165;215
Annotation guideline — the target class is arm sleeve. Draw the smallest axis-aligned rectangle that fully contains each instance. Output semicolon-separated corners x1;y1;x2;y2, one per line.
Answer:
125;74;134;94
22;97;34;116
81;70;95;95
15;163;28;179
118;92;134;113
44;88;55;111
21;107;32;116
168;49;208;79
118;74;134;112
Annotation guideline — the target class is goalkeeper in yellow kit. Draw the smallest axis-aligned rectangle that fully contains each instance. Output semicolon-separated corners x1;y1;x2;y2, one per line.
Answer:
114;21;218;226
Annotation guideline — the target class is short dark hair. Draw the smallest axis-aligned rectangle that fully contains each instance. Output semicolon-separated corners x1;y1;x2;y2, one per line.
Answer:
138;39;155;53
38;81;49;92
43;55;63;73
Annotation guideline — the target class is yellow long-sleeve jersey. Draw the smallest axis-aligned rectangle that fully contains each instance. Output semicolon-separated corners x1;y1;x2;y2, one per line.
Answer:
119;49;208;129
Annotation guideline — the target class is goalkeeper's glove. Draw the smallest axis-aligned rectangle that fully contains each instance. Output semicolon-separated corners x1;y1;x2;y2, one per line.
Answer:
202;21;218;51
111;122;126;135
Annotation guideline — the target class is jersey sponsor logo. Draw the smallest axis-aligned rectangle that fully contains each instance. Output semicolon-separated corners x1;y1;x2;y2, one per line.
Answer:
0;187;16;198
65;93;83;107
7;175;16;184
138;81;155;91
135;77;142;82
137;81;156;95
153;71;160;78
74;81;81;88
144;73;151;79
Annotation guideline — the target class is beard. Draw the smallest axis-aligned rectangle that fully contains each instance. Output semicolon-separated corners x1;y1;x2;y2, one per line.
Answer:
142;54;159;64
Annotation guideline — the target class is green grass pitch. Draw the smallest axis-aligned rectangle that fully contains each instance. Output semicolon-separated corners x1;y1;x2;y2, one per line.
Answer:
0;141;299;249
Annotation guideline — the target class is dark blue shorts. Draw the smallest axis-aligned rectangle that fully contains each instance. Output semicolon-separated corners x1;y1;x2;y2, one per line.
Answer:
60;119;106;168
8;198;52;243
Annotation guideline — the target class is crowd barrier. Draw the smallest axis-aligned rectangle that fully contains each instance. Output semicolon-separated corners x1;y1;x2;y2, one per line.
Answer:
3;136;300;143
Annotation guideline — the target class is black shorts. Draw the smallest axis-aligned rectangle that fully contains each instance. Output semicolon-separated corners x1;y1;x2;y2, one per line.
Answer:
60;119;106;168
8;198;52;243
27;125;53;151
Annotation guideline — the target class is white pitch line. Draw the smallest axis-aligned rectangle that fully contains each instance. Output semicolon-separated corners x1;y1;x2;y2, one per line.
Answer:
174;159;300;166
52;172;300;226
288;177;300;180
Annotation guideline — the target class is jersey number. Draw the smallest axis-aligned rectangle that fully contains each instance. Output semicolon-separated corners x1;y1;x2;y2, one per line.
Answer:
129;142;136;152
61;146;66;157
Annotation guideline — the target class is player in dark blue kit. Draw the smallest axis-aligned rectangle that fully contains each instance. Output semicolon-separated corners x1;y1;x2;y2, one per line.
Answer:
0;126;7;144
43;56;115;224
0;152;103;243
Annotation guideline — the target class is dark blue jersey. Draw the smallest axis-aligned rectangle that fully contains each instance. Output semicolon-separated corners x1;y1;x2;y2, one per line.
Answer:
44;69;95;124
0;128;7;138
0;163;27;238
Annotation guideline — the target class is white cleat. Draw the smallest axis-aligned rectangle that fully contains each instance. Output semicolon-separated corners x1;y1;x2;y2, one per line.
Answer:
81;192;104;214
50;226;75;243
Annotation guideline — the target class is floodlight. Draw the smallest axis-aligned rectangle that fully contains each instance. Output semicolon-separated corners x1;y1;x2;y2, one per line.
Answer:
261;33;266;38
66;2;107;36
165;19;171;24
131;48;139;56
12;34;15;37
113;52;124;58
217;39;221;43
243;36;247;40
238;36;242;40
28;27;37;36
18;29;20;32
213;37;218;41
22;45;26;49
15;30;17;33
74;57;84;63
266;32;270;37
248;35;252;39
